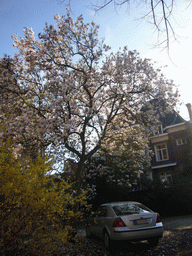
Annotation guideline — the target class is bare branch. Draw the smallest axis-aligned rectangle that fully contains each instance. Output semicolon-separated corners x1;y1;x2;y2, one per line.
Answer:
92;0;113;11
58;0;192;51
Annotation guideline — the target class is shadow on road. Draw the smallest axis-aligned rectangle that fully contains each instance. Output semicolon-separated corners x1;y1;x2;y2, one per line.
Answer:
109;240;153;255
162;214;192;230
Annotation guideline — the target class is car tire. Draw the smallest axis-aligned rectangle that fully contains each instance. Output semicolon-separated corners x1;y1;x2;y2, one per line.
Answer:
86;225;93;239
148;237;159;247
104;231;112;250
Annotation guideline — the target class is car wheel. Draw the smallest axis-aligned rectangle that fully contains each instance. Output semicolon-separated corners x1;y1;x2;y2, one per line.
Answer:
86;225;93;238
148;237;159;247
104;231;112;250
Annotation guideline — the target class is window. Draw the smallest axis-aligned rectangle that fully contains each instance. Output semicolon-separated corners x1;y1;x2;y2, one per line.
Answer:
153;125;163;136
176;138;187;146
160;171;172;185
155;143;169;161
113;203;152;216
145;171;152;180
97;206;107;217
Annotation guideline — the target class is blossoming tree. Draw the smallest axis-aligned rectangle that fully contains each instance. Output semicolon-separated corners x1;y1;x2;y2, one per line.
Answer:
1;12;178;193
0;57;47;160
84;114;152;200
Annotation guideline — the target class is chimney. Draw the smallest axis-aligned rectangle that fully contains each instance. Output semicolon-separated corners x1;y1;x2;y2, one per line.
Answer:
186;103;192;120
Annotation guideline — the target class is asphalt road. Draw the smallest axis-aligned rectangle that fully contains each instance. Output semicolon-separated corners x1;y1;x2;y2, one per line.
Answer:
77;214;192;236
73;215;192;255
162;214;192;230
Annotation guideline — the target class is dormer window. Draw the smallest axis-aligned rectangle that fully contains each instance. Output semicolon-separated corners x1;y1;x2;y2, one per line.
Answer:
153;124;163;136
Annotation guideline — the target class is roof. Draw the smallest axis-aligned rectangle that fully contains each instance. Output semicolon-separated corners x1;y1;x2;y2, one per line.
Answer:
159;110;185;128
141;99;185;128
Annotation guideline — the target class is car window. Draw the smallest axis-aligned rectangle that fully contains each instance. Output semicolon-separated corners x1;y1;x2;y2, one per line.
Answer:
113;203;152;216
97;206;107;217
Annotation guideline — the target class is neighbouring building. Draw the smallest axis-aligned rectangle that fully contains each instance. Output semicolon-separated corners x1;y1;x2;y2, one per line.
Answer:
149;103;192;186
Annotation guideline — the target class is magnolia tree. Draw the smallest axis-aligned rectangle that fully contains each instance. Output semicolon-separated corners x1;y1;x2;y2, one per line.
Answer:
101;116;151;182
1;12;178;193
0;57;48;160
84;115;152;199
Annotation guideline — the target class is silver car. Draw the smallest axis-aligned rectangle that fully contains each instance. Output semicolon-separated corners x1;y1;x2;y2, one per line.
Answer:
86;201;164;250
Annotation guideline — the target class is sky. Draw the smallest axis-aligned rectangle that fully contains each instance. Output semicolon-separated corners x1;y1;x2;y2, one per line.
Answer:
1;0;192;120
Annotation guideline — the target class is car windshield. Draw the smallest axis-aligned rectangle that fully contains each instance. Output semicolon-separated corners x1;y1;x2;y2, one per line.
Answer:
113;203;152;216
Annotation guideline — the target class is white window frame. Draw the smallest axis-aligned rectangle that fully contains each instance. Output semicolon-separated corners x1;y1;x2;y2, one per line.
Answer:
160;171;172;184
176;138;187;146
153;124;163;136
155;143;169;162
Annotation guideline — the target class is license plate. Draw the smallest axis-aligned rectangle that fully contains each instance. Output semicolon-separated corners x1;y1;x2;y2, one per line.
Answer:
133;219;149;225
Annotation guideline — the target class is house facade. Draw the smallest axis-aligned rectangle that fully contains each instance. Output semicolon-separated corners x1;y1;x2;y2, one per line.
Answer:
149;105;192;185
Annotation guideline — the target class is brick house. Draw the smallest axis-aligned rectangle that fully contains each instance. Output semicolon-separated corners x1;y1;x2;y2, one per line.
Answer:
149;104;192;185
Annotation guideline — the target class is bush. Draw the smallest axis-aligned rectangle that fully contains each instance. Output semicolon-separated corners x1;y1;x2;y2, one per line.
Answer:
0;141;88;255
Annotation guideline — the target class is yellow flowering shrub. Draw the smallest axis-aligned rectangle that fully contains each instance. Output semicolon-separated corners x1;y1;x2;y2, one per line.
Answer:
0;142;88;255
